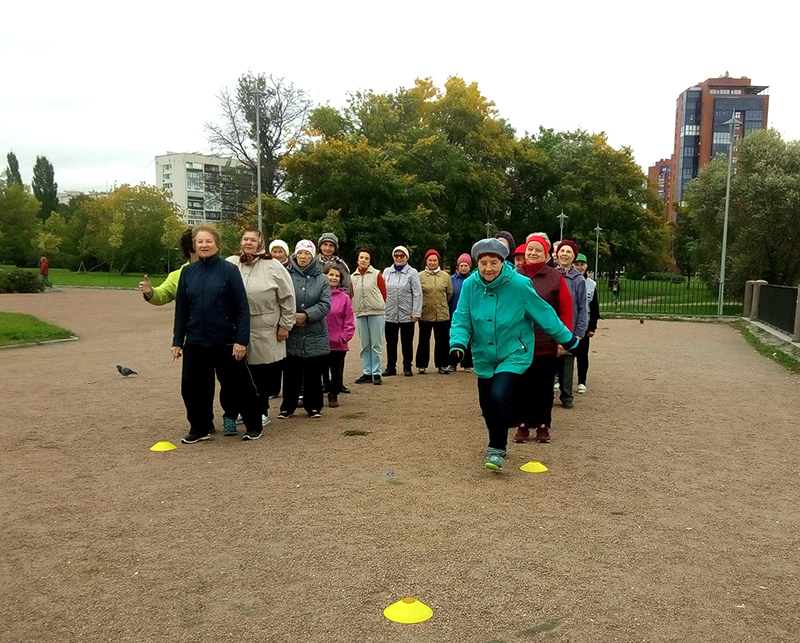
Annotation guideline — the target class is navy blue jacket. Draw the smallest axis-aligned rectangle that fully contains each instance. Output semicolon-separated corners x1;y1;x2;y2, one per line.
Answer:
173;254;250;347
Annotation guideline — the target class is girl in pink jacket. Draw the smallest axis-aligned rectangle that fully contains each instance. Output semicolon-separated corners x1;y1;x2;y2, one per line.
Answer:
324;265;356;407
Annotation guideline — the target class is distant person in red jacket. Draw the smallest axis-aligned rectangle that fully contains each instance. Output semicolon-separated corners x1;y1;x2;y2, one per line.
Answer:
39;256;52;288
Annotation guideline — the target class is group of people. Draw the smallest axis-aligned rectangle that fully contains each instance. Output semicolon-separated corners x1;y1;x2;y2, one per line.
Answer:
139;224;599;473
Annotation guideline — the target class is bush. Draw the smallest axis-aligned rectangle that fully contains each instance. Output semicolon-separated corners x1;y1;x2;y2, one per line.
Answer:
0;268;46;293
645;271;686;283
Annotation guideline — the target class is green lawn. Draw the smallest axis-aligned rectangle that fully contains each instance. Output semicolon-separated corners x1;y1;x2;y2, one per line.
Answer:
0;311;75;346
597;278;743;315
0;266;167;289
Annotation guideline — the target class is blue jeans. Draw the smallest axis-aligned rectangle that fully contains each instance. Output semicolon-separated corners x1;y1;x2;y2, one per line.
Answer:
357;314;385;376
477;371;522;452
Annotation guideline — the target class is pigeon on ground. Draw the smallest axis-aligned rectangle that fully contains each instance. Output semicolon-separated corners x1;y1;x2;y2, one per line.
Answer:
117;365;138;377
639;319;645;324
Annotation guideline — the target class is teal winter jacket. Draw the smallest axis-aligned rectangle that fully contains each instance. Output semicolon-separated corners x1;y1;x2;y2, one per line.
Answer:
450;262;577;378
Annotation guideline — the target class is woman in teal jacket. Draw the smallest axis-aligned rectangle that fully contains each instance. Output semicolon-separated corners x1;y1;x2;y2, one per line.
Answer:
450;238;579;472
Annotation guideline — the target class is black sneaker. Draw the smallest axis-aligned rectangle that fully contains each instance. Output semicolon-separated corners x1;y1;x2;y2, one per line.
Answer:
181;433;211;444
373;375;382;385
382;368;397;377
242;430;262;440
403;368;413;377
340;385;350;394
277;411;291;419
308;410;322;418
354;374;373;384
437;367;450;375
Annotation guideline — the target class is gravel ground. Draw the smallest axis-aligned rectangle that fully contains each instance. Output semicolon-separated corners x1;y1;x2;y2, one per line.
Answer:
1;289;799;643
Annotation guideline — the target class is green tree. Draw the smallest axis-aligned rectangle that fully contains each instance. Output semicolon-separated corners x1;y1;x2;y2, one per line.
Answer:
685;128;800;286
205;72;312;200
77;184;184;273
31;155;58;221
5;152;22;185
0;183;40;265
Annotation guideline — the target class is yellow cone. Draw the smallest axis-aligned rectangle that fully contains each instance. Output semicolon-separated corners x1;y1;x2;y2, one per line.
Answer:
520;461;548;473
383;597;433;623
150;441;177;452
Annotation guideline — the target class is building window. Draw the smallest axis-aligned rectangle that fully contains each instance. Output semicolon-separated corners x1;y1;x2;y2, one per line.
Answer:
163;183;172;189
205;211;222;221
712;132;731;145
163;164;172;171
188;197;204;210
681;125;700;136
187;169;203;192
162;173;171;180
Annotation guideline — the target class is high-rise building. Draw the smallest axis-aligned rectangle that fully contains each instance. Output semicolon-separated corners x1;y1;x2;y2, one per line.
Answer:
155;152;245;225
647;159;672;207
650;75;769;222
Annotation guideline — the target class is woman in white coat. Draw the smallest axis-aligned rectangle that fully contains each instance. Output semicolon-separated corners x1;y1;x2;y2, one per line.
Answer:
225;227;296;435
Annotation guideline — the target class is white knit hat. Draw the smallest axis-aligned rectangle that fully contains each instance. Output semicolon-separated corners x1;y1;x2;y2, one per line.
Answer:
392;245;410;259
295;239;316;255
269;239;290;255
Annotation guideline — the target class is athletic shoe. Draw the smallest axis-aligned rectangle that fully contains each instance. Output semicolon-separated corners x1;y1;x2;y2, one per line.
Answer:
437;367;450;375
340;385;350;394
577;384;587;394
463;367;473;373
418;368;426;374
373;375;382;386
485;454;504;472
328;393;339;408
562;400;574;409
536;425;551;443
298;395;304;404
308;410;322;418
403;368;413;377
354;374;373;384
262;414;271;427
553;381;560;392
513;424;529;443
223;417;238;436
382;368;397;377
277;411;292;420
242;430;262;441
181;433;211;444
235;414;244;425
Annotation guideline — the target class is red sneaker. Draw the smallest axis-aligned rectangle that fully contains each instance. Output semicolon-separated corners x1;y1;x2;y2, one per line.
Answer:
513;424;530;443
535;425;551;443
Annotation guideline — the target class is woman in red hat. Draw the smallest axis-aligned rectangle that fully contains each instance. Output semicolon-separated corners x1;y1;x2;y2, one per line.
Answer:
417;249;453;375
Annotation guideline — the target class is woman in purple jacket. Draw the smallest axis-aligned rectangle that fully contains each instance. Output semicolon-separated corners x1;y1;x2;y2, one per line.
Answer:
324;264;356;407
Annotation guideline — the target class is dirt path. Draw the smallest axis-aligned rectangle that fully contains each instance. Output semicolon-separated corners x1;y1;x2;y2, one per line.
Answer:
1;290;798;642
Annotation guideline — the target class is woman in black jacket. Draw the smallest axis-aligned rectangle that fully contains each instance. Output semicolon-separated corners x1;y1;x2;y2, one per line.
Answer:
172;225;262;443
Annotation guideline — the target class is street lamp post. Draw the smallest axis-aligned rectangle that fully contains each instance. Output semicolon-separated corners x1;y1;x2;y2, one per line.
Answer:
717;116;741;315
250;89;266;233
594;223;602;278
556;210;568;241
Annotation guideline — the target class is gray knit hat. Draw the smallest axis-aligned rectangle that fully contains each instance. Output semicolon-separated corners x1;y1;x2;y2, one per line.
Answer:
318;232;339;251
471;238;509;261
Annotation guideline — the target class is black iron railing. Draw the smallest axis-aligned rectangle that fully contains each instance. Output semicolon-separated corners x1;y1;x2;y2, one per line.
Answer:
758;285;798;334
596;278;743;316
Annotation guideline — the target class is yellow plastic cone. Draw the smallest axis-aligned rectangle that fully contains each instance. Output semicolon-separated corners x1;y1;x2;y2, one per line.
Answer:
150;441;177;452
520;461;548;473
383;597;433;623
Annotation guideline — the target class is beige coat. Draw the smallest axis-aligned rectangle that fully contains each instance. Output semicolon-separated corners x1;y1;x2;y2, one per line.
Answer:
419;270;453;322
227;256;296;365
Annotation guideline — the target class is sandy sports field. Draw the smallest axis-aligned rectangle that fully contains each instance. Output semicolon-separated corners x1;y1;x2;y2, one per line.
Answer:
1;288;798;643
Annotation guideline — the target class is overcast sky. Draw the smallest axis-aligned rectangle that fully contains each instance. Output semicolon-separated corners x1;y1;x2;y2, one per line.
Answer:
3;0;797;194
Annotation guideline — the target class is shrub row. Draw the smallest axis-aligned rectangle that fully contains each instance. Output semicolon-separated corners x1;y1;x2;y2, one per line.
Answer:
0;269;46;293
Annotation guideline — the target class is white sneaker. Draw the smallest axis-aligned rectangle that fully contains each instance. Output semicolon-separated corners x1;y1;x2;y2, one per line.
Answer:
553;382;560;392
577;384;587;394
418;368;426;374
262;414;271;426
463;367;473;373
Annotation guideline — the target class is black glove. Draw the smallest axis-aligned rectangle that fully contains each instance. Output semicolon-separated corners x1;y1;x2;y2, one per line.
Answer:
449;349;464;367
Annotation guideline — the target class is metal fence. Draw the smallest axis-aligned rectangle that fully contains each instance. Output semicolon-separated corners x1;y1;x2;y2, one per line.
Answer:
596;278;743;316
758;285;798;334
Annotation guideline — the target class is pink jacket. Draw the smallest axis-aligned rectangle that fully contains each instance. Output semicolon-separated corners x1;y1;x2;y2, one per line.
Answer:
326;288;356;351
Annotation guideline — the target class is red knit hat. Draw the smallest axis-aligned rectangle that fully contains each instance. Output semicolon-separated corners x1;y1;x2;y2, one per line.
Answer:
525;235;550;257
457;253;472;267
558;239;580;260
424;249;441;262
511;243;527;258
